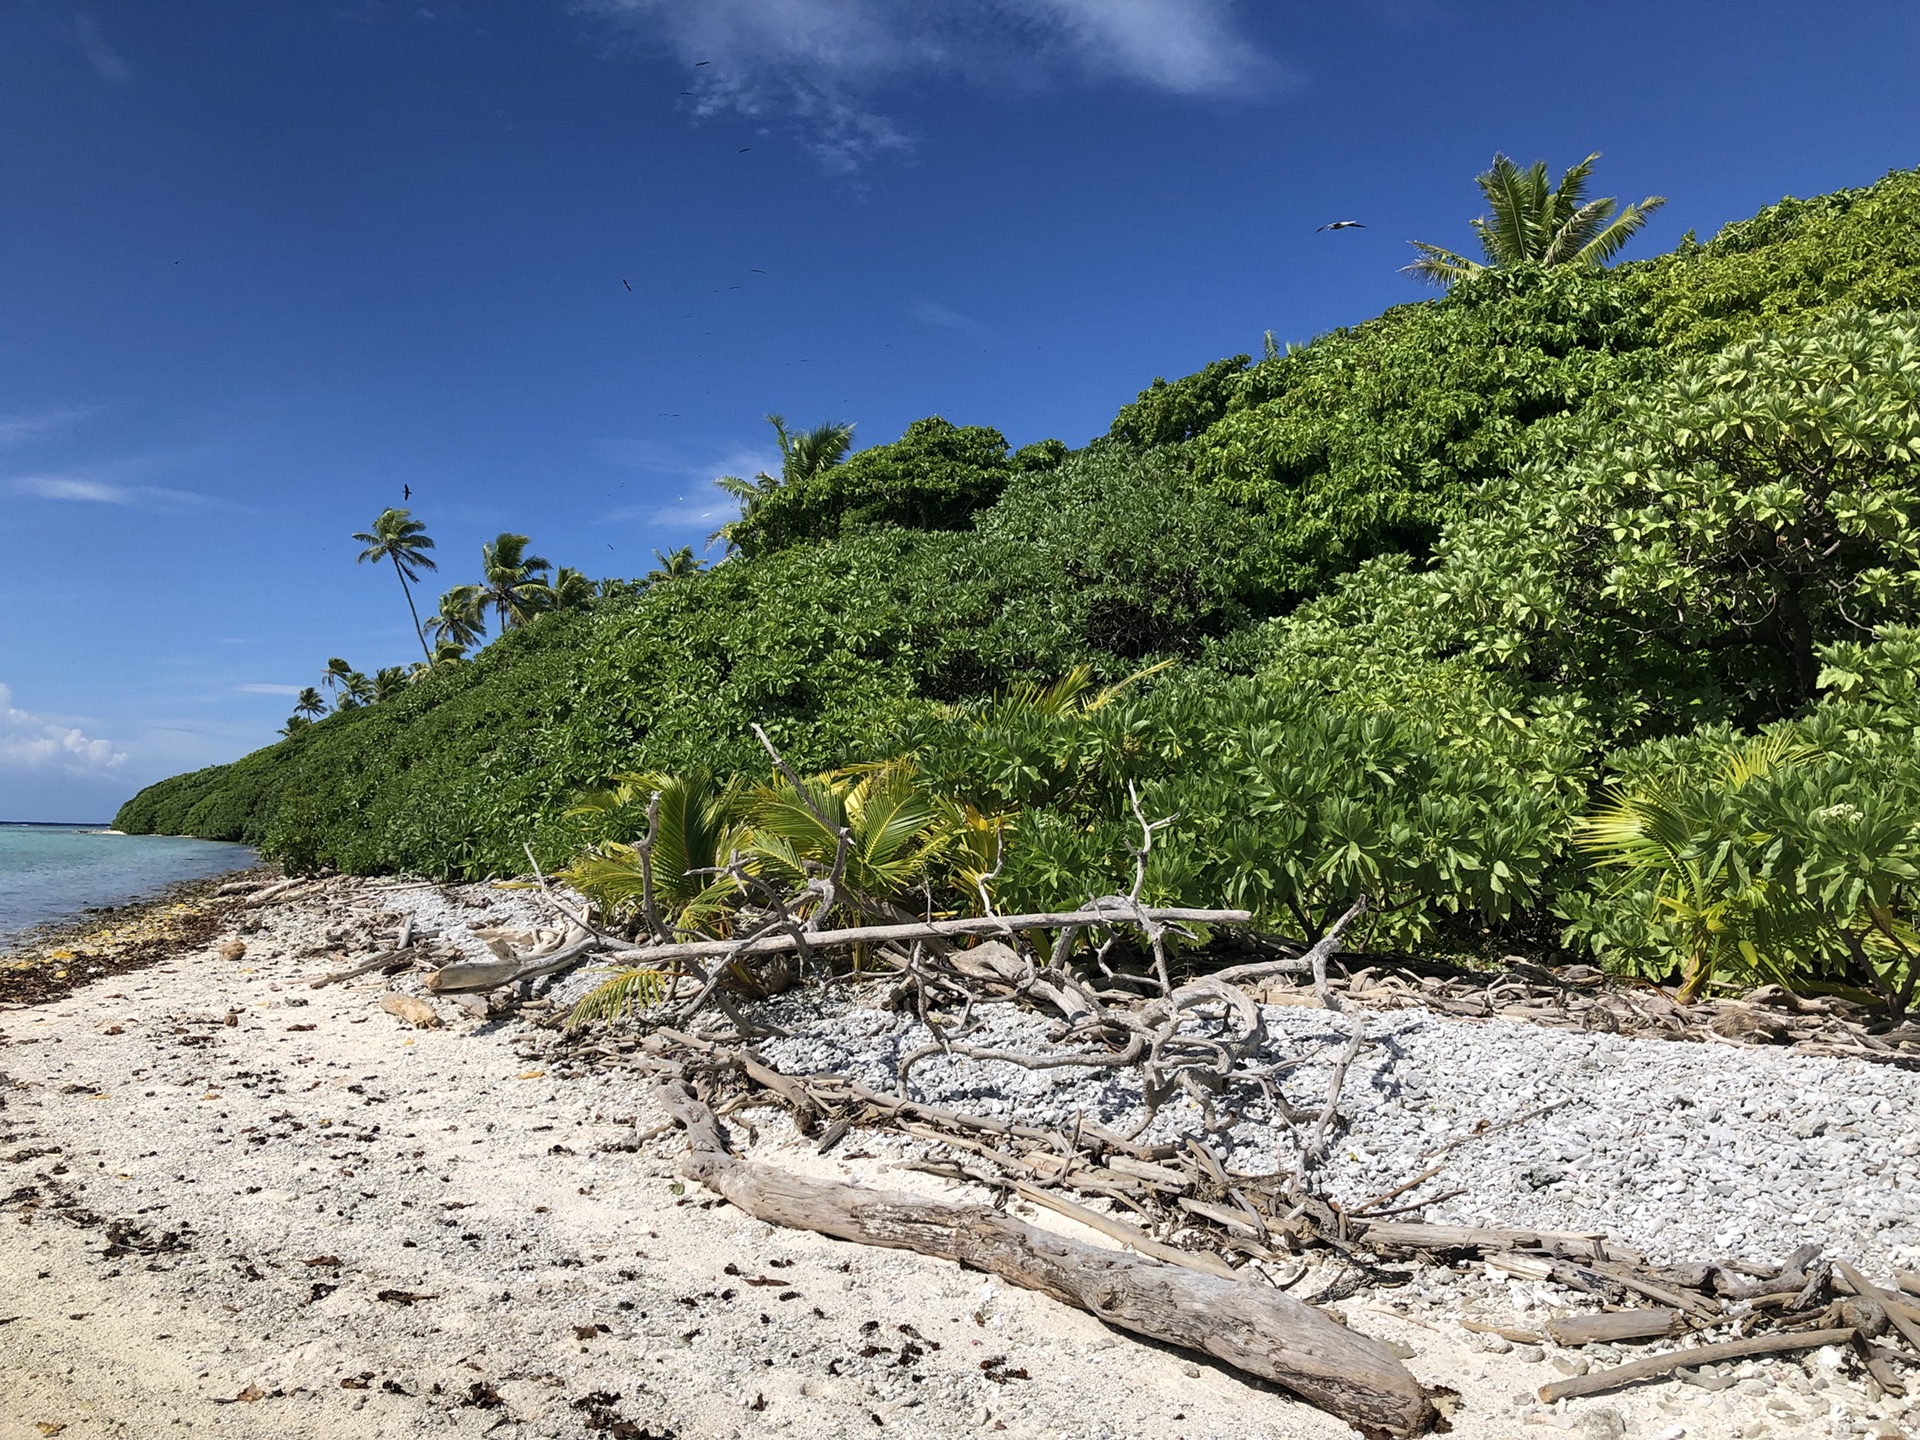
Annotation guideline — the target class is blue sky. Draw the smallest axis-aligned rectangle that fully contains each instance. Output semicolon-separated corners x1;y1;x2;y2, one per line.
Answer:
2;0;1916;821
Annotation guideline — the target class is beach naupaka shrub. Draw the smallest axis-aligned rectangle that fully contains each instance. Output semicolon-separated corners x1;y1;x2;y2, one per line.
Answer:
1564;631;1920;1014
903;655;1589;950
1413;310;1920;736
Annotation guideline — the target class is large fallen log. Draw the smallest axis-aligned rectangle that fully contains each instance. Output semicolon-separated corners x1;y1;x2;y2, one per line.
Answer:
657;1076;1436;1439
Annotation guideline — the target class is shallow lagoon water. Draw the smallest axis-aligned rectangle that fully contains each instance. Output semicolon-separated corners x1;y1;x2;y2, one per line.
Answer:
0;823;254;944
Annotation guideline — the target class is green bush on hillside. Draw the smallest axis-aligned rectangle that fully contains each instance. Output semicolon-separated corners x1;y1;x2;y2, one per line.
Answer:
730;416;1033;556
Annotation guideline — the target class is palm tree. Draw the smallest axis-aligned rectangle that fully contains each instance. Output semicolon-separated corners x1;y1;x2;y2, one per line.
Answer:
710;413;854;551
352;508;438;663
549;566;597;611
1404;152;1666;287
293;686;327;720
426;584;488;651
773;413;856;481
478;533;552;631
280;714;312;738
646;546;705;583
371;666;409;703
322;657;355;702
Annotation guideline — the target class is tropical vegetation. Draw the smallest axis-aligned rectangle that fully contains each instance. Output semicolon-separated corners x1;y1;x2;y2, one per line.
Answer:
120;159;1920;1012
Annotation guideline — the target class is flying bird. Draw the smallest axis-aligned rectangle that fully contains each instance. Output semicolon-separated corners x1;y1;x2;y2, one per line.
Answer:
403;484;411;500
694;60;710;66
623;279;632;291
750;268;766;274
1315;220;1366;232
738;147;751;153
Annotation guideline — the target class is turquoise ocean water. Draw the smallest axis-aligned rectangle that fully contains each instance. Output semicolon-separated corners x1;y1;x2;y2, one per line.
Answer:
0;823;255;946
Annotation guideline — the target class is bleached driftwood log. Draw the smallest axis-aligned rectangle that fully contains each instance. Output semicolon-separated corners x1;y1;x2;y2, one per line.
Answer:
657;1075;1437;1439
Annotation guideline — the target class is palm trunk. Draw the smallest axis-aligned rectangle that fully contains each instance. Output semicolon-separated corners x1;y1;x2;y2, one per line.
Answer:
392;556;432;663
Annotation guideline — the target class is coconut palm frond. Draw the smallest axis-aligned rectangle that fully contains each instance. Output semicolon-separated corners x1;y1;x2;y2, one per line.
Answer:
987;665;1096;719
568;966;671;1028
1540;197;1616;266
1573;195;1666;267
1086;658;1177;712
1401;240;1482;287
1722;731;1812;789
845;773;953;892
1474;153;1546;265
1575;780;1693;880
782;420;855;483
1412;151;1659;284
713;471;774;503
945;800;1010;916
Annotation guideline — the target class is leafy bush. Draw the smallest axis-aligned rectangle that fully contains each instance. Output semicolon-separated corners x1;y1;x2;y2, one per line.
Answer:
730;417;1020;556
1564;635;1920;1014
905;656;1589;948
966;446;1285;661
1427;310;1920;732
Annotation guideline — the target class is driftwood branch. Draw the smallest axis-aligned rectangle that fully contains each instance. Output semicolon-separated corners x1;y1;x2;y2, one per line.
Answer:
311;947;417;989
426;933;598;993
1538;1327;1857;1403
597;904;1251;968
657;1075;1436;1438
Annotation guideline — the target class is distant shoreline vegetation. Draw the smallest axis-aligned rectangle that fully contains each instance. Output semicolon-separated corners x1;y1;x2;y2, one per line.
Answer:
118;157;1920;1012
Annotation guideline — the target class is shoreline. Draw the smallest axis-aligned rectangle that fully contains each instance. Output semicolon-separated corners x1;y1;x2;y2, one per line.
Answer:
0;864;276;1007
0;825;259;957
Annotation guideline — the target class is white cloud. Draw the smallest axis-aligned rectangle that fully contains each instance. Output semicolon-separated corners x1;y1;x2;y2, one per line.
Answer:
0;684;126;776
910;299;990;335
576;0;1279;171
0;407;91;448
596;437;781;535
236;683;304;696
74;14;131;84
11;475;215;512
1030;0;1268;95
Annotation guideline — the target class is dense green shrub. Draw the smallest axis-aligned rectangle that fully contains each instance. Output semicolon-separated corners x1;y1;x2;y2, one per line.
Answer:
903;653;1589;947
1427;310;1920;731
1097;167;1920;609
1564;630;1920;1013
730;416;1020;556
1108;354;1253;449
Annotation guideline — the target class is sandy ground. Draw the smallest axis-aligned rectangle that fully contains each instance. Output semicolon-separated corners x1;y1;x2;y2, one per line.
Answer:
1;881;1910;1440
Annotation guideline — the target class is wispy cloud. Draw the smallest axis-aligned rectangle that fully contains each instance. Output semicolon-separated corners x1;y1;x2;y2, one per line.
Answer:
74;14;131;84
576;0;1281;172
0;407;92;448
909;300;991;336
0;683;126;776
596;437;779;535
236;683;303;697
11;475;216;513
